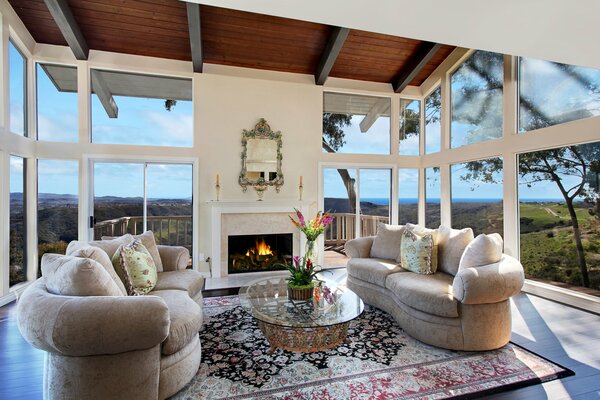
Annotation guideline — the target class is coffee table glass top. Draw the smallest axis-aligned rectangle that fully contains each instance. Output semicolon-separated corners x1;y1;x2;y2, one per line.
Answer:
239;277;364;328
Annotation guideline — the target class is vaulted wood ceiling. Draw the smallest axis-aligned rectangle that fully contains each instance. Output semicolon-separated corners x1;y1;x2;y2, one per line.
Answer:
8;0;455;87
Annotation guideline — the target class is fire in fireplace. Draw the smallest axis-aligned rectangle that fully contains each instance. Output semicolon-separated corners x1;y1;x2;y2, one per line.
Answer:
228;233;292;274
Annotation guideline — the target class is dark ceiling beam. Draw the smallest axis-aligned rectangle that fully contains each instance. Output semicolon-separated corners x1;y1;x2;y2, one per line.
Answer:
392;41;442;93
43;0;89;60
186;2;203;73
315;27;350;85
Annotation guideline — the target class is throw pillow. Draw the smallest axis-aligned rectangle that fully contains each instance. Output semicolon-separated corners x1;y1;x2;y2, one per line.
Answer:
102;231;163;272
41;254;124;297
399;229;438;275
66;242;127;295
112;240;158;295
80;234;134;259
406;223;439;244
458;233;504;270
437;225;474;276
370;223;405;261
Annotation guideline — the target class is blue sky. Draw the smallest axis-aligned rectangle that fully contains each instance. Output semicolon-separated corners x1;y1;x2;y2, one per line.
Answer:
9;42;25;135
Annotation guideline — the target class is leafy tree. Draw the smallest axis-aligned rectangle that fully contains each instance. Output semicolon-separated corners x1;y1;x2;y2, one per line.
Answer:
455;51;600;287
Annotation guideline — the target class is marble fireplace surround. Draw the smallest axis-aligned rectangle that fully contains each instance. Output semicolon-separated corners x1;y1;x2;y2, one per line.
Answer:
209;202;310;278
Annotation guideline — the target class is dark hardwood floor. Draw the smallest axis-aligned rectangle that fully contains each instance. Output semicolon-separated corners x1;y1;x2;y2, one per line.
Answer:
1;292;599;399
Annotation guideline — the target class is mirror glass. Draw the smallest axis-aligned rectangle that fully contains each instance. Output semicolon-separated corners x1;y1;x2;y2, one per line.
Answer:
239;119;284;198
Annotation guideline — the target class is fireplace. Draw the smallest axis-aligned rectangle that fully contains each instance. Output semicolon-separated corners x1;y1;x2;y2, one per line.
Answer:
228;233;293;274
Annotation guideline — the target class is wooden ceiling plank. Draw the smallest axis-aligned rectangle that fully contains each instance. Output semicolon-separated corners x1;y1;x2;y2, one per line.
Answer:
315;27;349;85
43;0;89;59
186;2;203;73
392;41;442;93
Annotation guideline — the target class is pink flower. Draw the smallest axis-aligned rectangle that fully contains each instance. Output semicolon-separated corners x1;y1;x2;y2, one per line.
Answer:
293;256;301;269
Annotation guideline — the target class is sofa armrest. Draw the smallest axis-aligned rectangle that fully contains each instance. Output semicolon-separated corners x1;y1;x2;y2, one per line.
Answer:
452;255;524;305
158;245;190;271
344;236;375;259
17;279;170;357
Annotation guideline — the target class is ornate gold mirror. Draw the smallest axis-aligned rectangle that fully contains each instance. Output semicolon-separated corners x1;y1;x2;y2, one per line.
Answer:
239;118;284;199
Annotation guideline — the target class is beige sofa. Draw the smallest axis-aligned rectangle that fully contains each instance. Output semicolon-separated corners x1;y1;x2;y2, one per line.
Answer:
17;237;205;400
345;226;524;351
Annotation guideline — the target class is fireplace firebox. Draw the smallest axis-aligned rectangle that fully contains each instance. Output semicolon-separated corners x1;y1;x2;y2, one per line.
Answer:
228;233;293;274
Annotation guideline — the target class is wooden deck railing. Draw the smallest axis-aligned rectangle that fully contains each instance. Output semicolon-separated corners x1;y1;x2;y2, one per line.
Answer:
94;215;192;251
324;213;389;248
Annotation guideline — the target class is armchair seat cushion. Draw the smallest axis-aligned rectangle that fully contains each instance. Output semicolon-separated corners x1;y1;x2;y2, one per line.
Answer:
151;290;203;356
347;258;405;287
385;271;458;318
154;270;205;299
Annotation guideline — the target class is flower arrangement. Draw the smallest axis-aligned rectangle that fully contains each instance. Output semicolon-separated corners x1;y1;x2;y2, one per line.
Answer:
285;255;320;288
289;209;333;241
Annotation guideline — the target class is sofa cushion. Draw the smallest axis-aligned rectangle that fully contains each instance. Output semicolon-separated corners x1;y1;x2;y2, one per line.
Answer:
399;229;438;275
459;233;503;270
370;223;405;261
82;234;134;259
151;290;203;355
385;271;458;318
112;240;158;295
66;242;127;295
41;254;124;297
437;225;474;276
154;270;205;299
103;231;164;272
347;257;406;287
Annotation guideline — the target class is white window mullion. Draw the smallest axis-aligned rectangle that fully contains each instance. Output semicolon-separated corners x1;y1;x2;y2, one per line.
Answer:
143;163;148;233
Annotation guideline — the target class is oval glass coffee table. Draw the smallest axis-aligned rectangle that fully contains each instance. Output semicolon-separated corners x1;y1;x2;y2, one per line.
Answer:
239;277;364;353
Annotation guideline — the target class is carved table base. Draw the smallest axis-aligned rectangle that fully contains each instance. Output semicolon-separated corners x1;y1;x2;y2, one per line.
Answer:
256;319;350;353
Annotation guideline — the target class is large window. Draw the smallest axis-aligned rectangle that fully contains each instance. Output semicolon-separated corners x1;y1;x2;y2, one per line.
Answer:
425;167;440;228
451;158;503;236
322;167;391;267
518;141;600;290
93;162;193;254
9;40;27;136
399;99;420;155
451;51;503;148
424;87;441;154
91;70;193;147
10;156;27;286
323;92;391;155
38;160;79;265
398;169;419;225
36;64;78;142
519;58;600;132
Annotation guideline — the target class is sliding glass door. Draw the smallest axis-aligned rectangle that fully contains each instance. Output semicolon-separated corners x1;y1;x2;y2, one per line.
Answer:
91;161;193;254
322;166;391;267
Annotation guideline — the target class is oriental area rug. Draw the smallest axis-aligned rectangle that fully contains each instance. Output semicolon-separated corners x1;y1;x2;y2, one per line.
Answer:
173;296;572;400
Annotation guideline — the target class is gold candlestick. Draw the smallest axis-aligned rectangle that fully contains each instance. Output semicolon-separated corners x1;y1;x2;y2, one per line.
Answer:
215;174;221;201
299;175;303;201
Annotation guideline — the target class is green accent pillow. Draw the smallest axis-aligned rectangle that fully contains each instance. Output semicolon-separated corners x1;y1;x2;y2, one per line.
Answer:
400;229;438;275
112;239;158;295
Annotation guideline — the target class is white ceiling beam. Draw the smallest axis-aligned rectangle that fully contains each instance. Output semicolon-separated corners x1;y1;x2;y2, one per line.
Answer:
359;98;390;133
91;70;118;118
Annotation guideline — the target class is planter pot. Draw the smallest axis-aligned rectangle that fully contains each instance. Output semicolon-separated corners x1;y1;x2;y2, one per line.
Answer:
287;285;314;301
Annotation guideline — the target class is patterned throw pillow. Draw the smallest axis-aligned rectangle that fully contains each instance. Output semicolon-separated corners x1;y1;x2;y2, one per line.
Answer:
400;229;438;275
112;239;158;295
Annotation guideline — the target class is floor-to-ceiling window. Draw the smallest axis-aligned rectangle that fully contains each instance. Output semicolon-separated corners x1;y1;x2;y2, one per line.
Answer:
92;161;194;254
37;160;79;265
518;142;600;291
322;167;391;267
9;156;27;286
451;158;504;236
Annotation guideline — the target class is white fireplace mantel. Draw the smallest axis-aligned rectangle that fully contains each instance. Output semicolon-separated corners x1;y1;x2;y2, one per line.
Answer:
207;200;313;278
